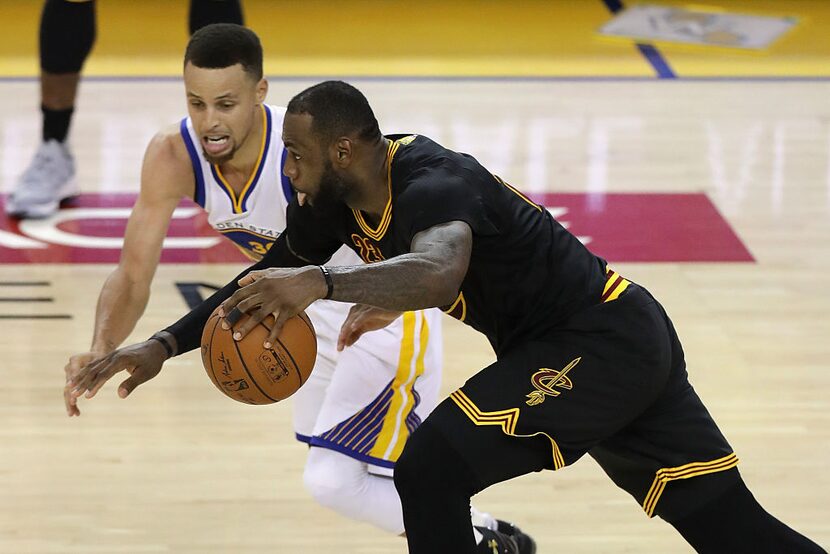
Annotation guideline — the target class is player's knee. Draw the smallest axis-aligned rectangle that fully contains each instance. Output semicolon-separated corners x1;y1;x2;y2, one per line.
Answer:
395;421;472;503
302;449;363;512
303;461;348;510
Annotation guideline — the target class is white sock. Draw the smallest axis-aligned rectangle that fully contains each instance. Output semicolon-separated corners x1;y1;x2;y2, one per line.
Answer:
471;505;498;530
471;506;498;544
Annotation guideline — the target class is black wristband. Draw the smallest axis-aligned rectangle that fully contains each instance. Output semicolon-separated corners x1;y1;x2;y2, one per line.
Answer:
148;333;174;359
319;265;334;300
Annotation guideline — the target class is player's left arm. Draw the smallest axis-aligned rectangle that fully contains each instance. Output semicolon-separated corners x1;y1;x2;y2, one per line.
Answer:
328;220;471;309
223;220;472;348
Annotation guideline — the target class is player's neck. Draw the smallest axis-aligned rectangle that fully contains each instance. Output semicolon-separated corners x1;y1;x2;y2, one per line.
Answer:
215;106;265;190
349;137;392;219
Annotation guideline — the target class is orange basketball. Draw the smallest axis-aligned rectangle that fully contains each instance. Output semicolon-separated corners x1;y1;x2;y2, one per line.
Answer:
200;305;317;405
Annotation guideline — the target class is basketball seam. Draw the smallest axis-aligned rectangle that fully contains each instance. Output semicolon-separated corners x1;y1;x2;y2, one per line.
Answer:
275;335;305;389
293;313;316;387
297;312;315;336
206;315;222;388
257;321;305;389
232;333;279;403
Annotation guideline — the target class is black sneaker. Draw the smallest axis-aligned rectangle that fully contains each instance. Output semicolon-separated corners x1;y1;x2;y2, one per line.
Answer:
496;520;537;554
475;526;520;554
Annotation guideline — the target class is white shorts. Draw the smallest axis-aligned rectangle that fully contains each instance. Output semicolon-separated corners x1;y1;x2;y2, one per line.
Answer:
293;304;442;476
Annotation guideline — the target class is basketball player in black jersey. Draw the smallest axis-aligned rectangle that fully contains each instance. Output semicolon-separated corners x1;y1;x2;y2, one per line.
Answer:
70;81;826;554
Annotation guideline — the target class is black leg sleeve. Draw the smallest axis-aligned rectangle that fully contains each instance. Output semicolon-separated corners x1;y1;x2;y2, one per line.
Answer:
188;0;244;34
40;0;96;73
668;476;827;554
394;420;480;554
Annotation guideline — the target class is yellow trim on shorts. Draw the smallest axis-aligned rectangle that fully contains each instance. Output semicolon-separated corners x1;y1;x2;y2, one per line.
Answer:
449;389;566;470
642;453;739;517
369;311;429;461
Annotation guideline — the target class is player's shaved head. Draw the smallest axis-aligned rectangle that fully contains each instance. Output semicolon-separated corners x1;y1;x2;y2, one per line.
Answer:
286;81;382;146
184;23;263;81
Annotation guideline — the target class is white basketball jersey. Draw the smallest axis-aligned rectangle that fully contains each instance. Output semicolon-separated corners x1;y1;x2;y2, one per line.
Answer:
179;104;366;360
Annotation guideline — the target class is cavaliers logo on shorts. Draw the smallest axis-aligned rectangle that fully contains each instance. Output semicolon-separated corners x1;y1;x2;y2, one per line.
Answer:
525;357;581;406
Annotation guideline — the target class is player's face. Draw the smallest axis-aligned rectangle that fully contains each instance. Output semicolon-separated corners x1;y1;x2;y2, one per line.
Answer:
282;112;350;213
183;62;267;164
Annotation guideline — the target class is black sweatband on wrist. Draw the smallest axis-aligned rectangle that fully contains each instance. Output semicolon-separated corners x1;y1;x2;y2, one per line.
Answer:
148;333;174;358
319;266;334;300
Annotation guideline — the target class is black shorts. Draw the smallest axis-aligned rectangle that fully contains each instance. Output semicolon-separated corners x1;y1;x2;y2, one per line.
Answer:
431;282;738;521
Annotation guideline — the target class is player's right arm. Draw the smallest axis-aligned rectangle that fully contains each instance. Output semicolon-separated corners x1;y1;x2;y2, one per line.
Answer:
67;197;342;404
64;126;193;416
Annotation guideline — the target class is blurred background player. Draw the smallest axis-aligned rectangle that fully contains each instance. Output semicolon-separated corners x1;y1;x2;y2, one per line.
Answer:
5;0;244;219
63;24;535;553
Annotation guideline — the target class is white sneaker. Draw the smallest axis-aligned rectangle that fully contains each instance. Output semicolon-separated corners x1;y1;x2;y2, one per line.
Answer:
6;139;79;218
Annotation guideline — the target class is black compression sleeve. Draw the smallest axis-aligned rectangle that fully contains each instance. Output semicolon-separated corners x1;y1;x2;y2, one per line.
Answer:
188;0;244;34
40;0;96;74
163;233;307;355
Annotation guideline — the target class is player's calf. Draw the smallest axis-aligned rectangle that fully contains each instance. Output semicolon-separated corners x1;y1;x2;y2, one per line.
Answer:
667;476;826;553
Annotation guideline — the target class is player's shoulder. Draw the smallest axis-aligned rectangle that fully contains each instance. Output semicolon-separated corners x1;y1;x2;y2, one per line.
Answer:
146;122;191;167
391;134;481;195
140;122;195;198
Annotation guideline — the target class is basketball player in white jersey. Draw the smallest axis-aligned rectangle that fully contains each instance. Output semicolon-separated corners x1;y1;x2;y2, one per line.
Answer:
63;24;535;553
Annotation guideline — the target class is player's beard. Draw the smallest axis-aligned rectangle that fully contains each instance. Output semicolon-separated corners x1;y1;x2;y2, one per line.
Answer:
202;143;237;165
309;160;350;218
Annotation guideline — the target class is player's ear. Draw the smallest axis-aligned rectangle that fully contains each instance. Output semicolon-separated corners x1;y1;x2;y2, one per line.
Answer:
255;78;268;103
334;137;352;167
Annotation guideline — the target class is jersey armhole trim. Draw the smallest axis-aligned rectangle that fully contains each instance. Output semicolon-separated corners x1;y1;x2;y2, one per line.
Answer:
179;118;206;207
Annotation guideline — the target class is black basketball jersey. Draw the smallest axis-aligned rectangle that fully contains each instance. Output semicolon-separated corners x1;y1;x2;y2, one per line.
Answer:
286;134;609;355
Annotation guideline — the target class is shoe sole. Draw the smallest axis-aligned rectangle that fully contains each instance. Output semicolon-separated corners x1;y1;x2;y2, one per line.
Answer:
5;177;79;219
515;533;537;554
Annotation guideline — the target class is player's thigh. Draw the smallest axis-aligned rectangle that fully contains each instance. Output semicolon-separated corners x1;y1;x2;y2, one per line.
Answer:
314;310;442;434
410;397;552;494
590;380;737;521
426;338;669;489
291;352;334;439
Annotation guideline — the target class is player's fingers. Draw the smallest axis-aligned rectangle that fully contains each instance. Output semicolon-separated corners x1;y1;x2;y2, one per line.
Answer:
344;327;362;348
233;306;267;341
84;366;121;399
72;355;119;397
68;357;104;394
237;269;267;287
64;383;80;417
221;285;258;319
118;369;153;398
264;310;289;349
65;352;92;378
64;360;77;379
222;293;261;330
338;320;362;351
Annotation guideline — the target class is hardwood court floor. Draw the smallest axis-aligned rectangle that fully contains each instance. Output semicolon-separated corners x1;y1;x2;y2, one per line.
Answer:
0;78;828;552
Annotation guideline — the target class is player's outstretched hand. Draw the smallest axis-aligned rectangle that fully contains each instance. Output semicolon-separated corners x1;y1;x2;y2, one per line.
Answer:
338;305;403;351
67;340;168;405
220;266;326;349
64;351;105;417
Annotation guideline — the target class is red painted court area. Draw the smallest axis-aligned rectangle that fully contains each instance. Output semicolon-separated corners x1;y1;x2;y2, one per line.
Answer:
0;193;753;264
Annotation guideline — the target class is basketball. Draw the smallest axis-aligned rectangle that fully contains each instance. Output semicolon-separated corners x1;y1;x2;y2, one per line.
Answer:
200;305;317;405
